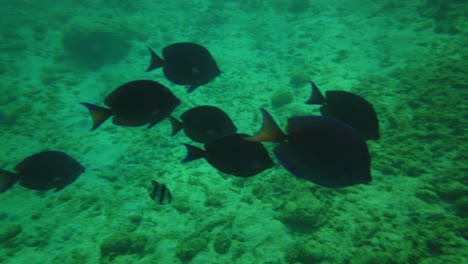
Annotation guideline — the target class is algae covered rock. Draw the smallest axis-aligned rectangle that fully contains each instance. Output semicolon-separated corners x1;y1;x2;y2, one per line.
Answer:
289;71;309;88
271;88;293;108
435;182;466;203
213;232;231;254
285;241;324;263
275;194;325;232
348;248;397;264
99;231;147;261
62;16;134;69
176;236;208;261
454;196;468;218
0;225;22;244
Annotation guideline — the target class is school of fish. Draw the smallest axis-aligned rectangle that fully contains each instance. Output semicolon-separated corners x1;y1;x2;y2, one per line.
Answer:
0;42;381;204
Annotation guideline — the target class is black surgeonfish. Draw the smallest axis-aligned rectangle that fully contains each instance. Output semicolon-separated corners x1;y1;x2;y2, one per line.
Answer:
182;133;274;177
146;42;221;93
245;108;371;188
305;81;380;140
81;80;180;130
0;151;85;193
148;180;172;204
169;105;237;143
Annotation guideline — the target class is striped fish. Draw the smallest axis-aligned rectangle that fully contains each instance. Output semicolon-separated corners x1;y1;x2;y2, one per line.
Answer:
148;180;172;204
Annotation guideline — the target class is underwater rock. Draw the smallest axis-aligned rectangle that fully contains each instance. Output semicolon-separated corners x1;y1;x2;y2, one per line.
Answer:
418;0;467;34
271;88;293;108
204;192;224;208
415;188;440;204
213;232;231;254
435;182;466;203
176;236;208;261
332;49;349;63
454;196;468;218
275;196;325;232
348;248;397;264
454;221;468;240
99;231;147;261
0;225;22;244
62;17;134;69
289;72;309;88
172;202;190;213
285;241;324;263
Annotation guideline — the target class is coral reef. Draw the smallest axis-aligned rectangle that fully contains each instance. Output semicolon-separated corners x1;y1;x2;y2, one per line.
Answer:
0;225;22;244
213;232;231;254
271;88;293;108
176;235;208;261
62;16;134;69
99;231;147;261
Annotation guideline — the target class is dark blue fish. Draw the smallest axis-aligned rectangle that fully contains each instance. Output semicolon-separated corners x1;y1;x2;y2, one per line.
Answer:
182;133;273;177
245;108;371;188
0;151;85;193
169;105;237;143
148;180;172;204
81;80;180;130
146;42;221;93
305;81;380;140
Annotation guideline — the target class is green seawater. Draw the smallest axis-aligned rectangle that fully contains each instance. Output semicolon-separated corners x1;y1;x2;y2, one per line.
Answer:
0;1;466;263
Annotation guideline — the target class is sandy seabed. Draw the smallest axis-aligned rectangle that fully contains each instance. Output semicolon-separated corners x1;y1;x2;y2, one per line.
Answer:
0;1;466;263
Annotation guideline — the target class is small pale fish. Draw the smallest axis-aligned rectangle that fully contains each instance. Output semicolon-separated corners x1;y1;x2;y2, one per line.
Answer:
148;180;172;204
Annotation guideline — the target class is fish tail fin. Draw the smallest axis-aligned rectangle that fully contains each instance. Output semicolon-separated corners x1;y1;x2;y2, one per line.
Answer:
168;116;184;136
305;81;326;105
182;143;206;163
244;108;286;142
146;45;165;72
80;103;112;131
0;169;19;193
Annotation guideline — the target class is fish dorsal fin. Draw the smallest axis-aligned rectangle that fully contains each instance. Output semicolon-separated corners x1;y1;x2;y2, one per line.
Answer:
305;81;326;105
168;116;184;136
182;144;206;163
244;108;286;143
146;45;165;72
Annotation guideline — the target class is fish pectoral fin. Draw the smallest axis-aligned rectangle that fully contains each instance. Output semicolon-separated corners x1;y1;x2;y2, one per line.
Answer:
80;103;112;131
0;169;20;193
